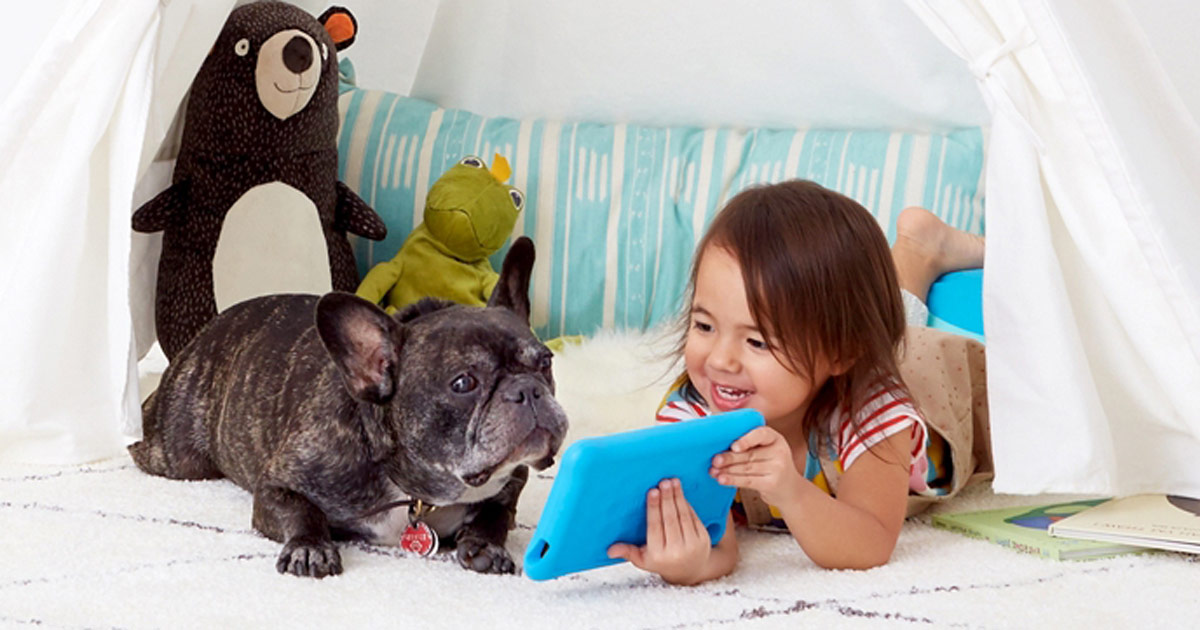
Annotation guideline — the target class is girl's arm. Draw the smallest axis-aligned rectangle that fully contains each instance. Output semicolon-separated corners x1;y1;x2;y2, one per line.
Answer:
712;426;910;569
607;479;740;585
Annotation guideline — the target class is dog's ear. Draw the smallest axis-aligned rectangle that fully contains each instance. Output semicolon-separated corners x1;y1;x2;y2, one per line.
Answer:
316;292;401;404
488;236;534;323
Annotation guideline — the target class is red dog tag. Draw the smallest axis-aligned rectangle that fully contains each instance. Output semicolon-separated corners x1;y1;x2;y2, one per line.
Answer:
400;520;439;557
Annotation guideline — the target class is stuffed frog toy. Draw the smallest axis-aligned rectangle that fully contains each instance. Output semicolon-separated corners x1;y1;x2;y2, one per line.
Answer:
357;154;524;312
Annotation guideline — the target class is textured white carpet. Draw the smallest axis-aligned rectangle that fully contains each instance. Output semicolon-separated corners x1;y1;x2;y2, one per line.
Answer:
2;329;1197;629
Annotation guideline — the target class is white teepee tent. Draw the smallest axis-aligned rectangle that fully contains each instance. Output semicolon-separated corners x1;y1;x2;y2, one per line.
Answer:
1;0;1198;497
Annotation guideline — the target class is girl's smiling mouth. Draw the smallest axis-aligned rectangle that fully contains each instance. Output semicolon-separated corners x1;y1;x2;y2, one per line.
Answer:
710;383;751;410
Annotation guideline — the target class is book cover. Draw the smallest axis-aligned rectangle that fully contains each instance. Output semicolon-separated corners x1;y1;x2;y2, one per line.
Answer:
1048;494;1200;554
931;499;1143;561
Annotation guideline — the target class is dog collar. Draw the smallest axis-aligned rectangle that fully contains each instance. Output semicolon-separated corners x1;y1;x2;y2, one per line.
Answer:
355;497;439;521
408;499;437;520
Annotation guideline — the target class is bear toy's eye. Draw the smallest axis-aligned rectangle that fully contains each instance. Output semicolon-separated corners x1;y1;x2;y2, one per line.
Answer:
450;374;478;394
459;156;485;168
321;42;328;60
509;189;525;211
234;38;250;57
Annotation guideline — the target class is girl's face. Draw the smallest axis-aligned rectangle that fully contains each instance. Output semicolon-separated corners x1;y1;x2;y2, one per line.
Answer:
685;246;833;432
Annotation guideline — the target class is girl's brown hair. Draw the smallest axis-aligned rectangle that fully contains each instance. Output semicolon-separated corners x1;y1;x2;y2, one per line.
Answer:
684;180;907;447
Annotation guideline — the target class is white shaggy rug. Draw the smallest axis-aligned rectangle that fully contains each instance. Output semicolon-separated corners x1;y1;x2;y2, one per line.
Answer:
2;329;1198;629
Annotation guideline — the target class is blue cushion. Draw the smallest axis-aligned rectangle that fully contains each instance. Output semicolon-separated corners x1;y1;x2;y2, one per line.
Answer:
927;269;985;342
337;62;986;339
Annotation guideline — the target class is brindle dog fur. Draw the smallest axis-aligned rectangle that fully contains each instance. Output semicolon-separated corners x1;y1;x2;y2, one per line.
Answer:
130;237;567;577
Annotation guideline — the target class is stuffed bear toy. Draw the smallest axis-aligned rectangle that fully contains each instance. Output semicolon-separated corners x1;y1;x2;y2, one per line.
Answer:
356;154;524;313
133;1;386;360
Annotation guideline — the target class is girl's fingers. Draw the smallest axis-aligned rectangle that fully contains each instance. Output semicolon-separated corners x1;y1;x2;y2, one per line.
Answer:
658;479;684;547
645;487;664;550
713;460;770;476
607;543;647;568
667;479;700;543
674;482;707;540
607;542;631;559
711;459;777;488
729;426;776;453
712;449;755;468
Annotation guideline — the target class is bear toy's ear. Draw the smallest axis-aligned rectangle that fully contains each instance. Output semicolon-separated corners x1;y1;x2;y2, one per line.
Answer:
318;6;358;51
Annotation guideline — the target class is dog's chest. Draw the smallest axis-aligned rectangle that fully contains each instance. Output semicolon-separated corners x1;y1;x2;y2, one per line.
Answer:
357;485;470;545
455;461;523;504
359;501;415;545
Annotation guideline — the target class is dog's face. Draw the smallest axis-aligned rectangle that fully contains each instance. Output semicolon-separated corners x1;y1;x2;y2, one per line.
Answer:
316;238;567;506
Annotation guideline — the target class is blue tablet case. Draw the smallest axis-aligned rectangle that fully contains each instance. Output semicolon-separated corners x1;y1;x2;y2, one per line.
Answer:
523;409;765;581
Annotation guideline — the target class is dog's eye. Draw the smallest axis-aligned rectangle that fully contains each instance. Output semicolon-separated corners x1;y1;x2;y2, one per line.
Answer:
450;374;478;394
537;354;552;372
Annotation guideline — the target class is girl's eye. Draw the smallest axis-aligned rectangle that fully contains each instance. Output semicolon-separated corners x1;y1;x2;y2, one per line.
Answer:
450;374;478;394
692;320;713;333
747;338;767;350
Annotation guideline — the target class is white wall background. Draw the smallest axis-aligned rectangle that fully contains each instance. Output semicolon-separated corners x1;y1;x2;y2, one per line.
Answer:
289;0;436;96
410;0;990;131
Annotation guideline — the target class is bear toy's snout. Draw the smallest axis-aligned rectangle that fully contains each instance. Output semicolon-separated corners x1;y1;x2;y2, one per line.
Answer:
283;35;314;74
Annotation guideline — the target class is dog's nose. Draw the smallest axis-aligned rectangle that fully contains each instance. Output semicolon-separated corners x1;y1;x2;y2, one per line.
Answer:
502;387;542;405
283;35;313;74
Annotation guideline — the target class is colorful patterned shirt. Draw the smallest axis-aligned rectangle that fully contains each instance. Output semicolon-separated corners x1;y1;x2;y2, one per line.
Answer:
657;374;952;532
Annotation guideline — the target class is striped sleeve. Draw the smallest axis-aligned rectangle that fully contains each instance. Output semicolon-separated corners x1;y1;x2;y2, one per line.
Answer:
836;387;924;471
655;375;710;423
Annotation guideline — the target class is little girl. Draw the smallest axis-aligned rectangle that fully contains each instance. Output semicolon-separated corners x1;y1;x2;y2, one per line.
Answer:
607;180;986;585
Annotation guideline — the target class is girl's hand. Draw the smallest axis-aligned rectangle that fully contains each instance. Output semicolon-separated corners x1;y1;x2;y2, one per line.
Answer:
710;426;804;507
607;478;712;585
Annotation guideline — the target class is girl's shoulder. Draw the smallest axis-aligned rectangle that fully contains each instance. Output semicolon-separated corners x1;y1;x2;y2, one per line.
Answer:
832;384;925;468
656;374;708;423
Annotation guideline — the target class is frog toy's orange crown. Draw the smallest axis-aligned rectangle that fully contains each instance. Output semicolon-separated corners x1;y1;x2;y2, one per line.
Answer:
489;153;511;183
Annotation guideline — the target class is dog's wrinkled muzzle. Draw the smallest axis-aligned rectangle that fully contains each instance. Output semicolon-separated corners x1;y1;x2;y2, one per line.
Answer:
461;380;567;487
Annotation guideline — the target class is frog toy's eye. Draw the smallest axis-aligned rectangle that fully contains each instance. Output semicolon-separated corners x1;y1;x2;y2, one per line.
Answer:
459;156;486;168
234;38;251;57
508;188;525;211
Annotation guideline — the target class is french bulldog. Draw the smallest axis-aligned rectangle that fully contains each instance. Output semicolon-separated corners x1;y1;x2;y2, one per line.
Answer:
129;237;567;577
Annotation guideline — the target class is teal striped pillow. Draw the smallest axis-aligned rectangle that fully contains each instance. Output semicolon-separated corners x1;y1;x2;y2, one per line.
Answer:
337;81;984;339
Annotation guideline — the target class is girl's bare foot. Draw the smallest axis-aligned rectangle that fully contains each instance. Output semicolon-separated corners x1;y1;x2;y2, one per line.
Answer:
892;207;985;302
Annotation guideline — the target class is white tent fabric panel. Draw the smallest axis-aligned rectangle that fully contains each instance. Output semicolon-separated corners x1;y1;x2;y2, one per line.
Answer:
909;0;1200;496
0;0;236;463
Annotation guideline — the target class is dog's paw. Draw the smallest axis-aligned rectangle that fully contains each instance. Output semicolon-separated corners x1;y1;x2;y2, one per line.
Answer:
455;536;516;574
276;536;343;578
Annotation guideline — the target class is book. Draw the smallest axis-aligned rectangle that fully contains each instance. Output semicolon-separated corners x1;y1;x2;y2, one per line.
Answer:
1048;493;1200;554
931;499;1144;561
